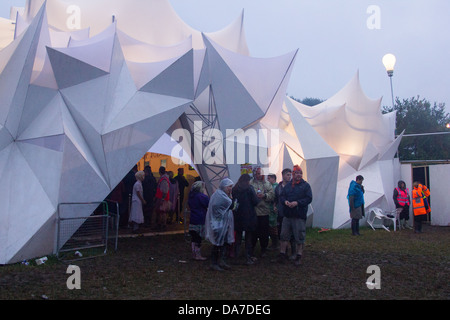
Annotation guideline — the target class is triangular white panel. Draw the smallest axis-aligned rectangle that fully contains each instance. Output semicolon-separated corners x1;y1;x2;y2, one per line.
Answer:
140;49;195;100
105;92;191;134
285;97;338;160
30;53;58;89
18;92;63;140
19;135;64;153
0;144;13;263
282;144;295;172
193;49;206;95
205;35;297;114
61;76;109;132
308;156;339;229
358;141;380;170
18;85;58;137
0;124;13;151
0;5;45;137
47;47;108;89
103;104;189;187
59;136;110;203
103;61;137;134
195;49;210;99
17;137;64;207
203;36;264;133
63;100;109;185
379;131;404;161
61;101;108;187
0;144;55;264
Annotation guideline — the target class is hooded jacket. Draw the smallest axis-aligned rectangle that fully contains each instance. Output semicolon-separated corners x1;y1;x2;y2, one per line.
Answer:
347;180;365;211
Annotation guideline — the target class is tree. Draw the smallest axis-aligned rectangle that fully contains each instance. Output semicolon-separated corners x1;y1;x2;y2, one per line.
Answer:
290;96;324;106
383;96;450;161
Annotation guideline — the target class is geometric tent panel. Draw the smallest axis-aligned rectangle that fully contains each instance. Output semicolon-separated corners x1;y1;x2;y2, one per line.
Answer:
206;35;297;114
203;36;265;134
60;76;109;132
140;49;195;100
16;139;63;207
47;47;108;89
17;84;58;138
104;92;191;134
58;136;110;204
379;131;404;161
17;92;64;140
103;105;189;187
0;124;13;151
358;141;380;170
0;143;55;264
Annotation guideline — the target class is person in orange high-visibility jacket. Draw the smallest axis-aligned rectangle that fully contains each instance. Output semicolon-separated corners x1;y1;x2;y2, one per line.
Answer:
420;184;431;213
412;182;430;233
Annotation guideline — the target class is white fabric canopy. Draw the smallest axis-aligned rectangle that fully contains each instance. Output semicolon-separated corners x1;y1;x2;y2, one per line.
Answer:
0;1;401;263
288;72;398;228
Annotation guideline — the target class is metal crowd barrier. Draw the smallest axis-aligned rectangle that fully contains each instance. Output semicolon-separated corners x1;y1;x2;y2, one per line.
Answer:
56;201;118;261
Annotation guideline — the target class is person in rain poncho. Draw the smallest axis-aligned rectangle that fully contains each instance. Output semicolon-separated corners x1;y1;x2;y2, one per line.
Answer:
205;178;235;271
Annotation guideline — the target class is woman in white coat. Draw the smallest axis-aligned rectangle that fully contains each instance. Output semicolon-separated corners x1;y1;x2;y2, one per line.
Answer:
129;171;146;233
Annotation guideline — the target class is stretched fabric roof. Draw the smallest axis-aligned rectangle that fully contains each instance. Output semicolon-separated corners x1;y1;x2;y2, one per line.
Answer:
22;0;249;54
0;1;401;263
288;72;399;228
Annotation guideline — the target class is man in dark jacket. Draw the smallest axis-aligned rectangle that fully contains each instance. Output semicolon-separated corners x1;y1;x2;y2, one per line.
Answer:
142;165;157;227
174;168;190;223
278;165;312;265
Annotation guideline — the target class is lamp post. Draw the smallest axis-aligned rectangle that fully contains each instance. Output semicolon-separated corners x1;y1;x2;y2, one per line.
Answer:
382;53;396;109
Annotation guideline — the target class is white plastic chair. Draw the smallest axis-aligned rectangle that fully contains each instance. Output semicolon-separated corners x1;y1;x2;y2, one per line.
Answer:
384;208;402;231
367;207;398;232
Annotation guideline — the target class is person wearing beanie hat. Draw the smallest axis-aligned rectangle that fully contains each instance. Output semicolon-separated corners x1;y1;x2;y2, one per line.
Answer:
278;165;312;266
291;165;303;185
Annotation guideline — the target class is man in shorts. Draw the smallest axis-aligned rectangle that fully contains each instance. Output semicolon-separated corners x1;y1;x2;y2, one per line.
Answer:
278;165;312;265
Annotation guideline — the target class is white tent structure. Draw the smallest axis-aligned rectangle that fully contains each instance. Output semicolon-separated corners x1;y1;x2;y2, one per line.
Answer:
0;0;401;264
287;72;403;228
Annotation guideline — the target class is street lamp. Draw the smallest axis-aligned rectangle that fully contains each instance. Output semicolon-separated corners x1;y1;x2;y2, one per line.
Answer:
382;53;396;109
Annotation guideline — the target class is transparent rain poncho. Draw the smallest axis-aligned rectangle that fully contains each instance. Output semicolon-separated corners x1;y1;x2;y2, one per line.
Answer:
205;178;235;246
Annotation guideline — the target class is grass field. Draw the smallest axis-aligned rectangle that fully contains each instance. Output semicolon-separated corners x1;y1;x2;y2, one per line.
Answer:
1;224;449;301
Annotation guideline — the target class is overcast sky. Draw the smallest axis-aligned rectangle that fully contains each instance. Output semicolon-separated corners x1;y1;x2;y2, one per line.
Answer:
1;0;449;114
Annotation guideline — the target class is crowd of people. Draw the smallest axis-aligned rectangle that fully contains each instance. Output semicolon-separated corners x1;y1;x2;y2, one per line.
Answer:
187;165;313;270
109;163;431;271
346;175;431;235
107;165;193;234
